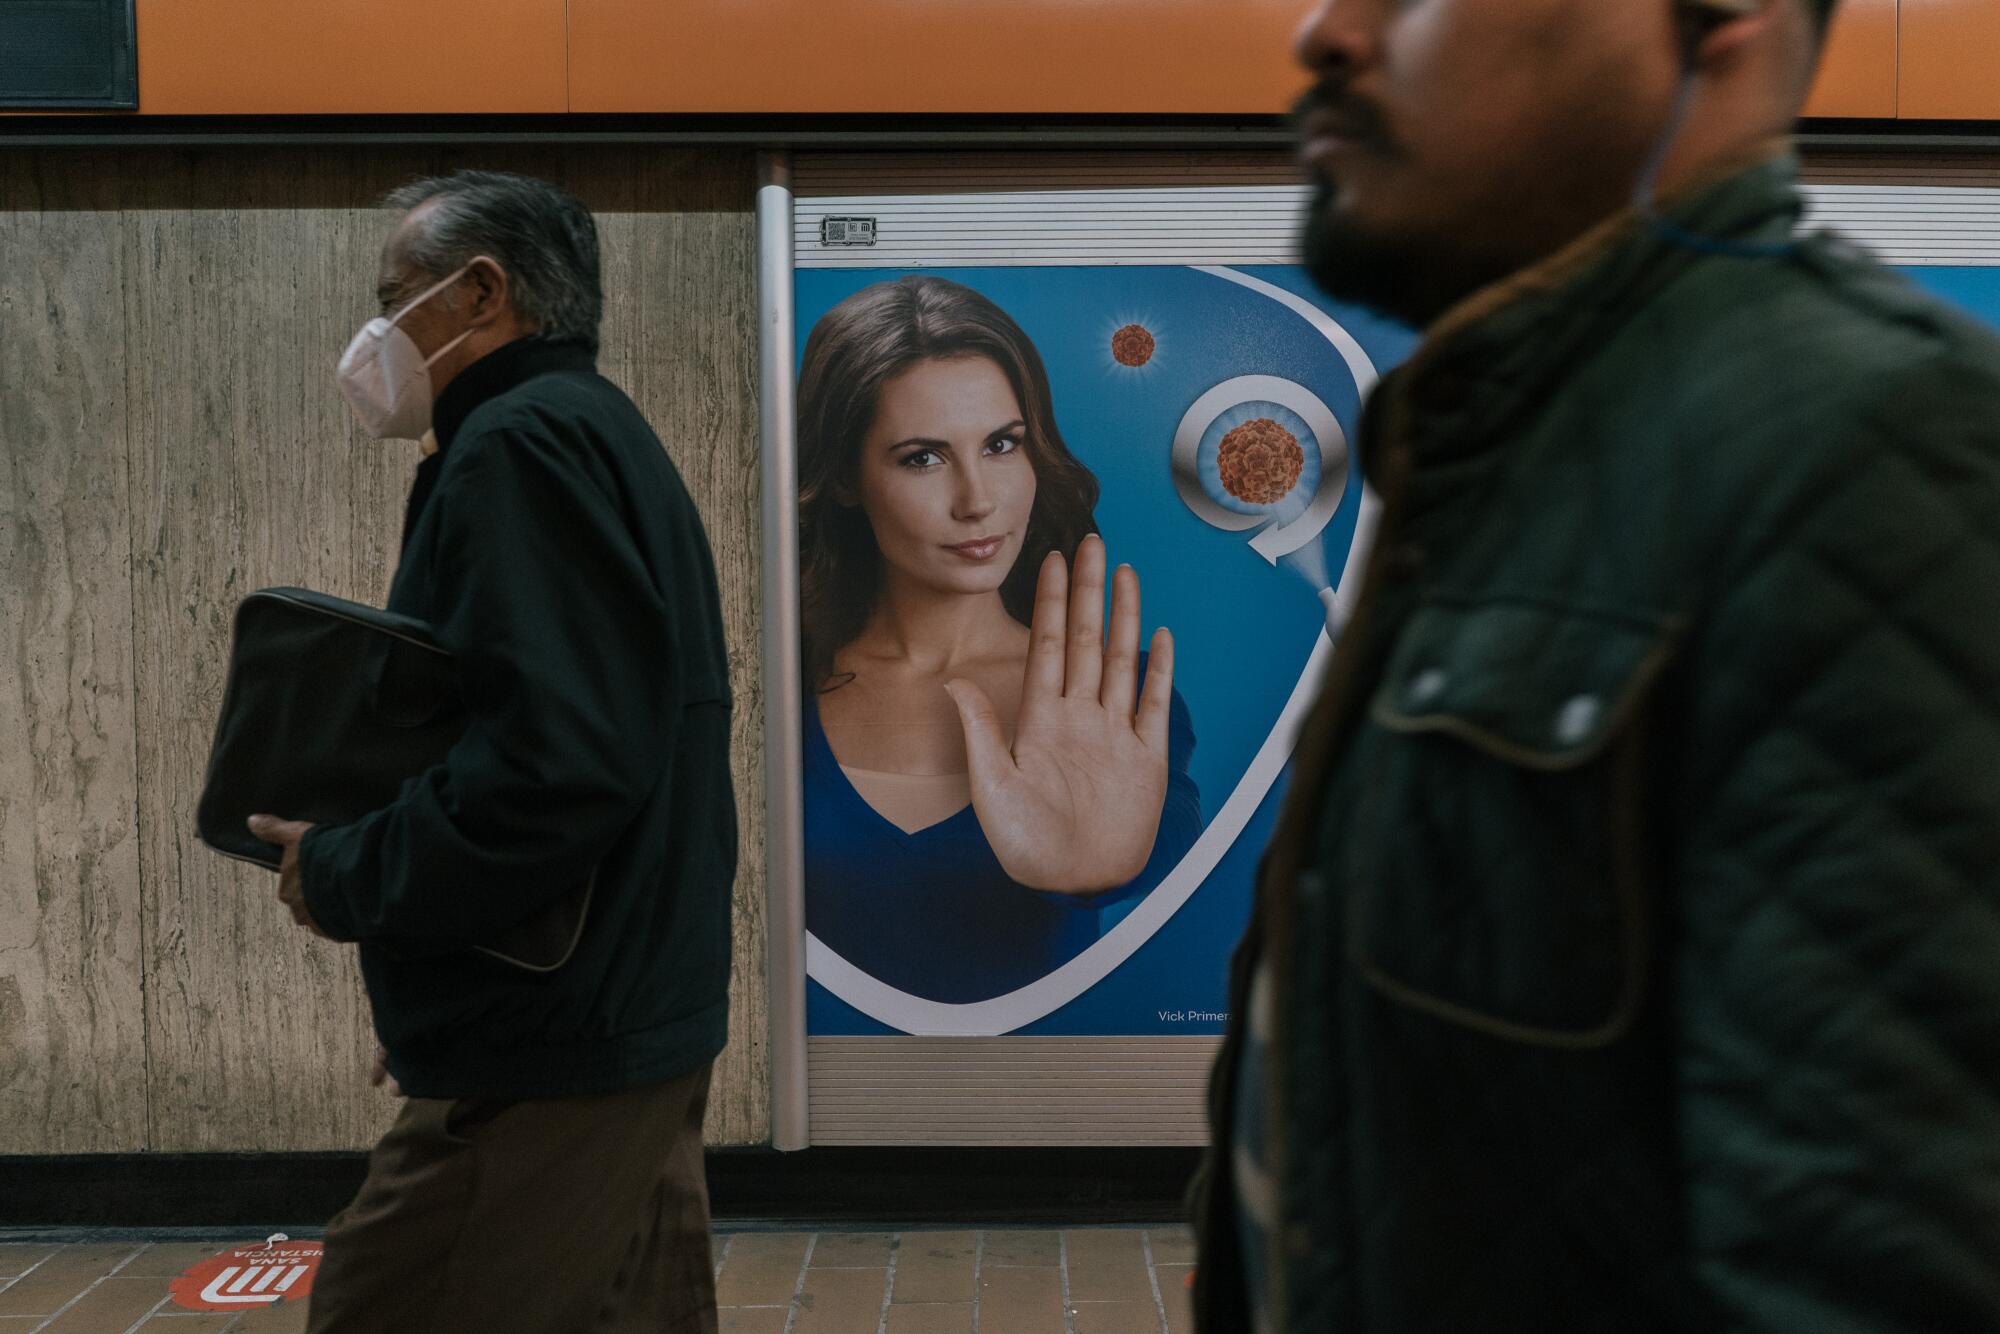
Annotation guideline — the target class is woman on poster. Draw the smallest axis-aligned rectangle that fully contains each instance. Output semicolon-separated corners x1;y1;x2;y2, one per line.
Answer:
797;275;1204;1007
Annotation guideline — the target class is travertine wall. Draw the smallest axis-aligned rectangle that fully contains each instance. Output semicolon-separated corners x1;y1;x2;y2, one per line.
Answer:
0;146;768;1152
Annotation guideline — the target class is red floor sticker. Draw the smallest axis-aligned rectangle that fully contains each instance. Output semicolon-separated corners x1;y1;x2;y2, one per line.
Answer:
170;1234;323;1311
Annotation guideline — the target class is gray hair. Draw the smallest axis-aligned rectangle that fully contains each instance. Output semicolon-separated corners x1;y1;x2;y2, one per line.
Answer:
385;170;603;352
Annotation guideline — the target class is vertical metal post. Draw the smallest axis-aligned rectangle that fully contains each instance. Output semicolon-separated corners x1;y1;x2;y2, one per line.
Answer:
757;150;810;1151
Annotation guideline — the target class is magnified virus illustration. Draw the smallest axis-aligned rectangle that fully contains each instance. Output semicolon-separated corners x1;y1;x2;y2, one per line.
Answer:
1111;323;1157;367
1216;417;1305;506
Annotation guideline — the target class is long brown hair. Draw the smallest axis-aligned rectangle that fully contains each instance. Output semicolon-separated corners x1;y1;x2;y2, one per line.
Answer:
798;275;1100;694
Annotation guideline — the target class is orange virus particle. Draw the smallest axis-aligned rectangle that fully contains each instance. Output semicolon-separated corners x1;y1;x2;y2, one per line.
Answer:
1111;323;1156;367
1217;418;1305;506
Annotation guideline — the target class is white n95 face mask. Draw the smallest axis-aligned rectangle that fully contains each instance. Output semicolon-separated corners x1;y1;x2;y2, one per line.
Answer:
336;262;482;440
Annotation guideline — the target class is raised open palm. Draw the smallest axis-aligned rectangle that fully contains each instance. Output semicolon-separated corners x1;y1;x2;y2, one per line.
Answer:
944;534;1175;893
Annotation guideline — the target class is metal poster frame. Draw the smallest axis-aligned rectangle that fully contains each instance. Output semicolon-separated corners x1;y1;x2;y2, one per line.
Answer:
766;148;1394;1146
757;150;810;1151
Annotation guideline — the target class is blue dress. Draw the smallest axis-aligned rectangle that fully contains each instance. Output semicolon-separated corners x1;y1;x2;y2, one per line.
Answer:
803;659;1203;1004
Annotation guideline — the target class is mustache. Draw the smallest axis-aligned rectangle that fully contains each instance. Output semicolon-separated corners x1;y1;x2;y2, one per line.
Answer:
1291;80;1394;154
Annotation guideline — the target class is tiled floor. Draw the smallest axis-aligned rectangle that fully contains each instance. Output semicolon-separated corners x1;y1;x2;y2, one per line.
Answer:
714;1228;1194;1333
0;1227;1195;1333
0;1240;308;1333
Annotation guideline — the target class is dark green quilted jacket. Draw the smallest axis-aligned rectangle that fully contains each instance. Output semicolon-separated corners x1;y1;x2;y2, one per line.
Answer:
1193;155;2000;1331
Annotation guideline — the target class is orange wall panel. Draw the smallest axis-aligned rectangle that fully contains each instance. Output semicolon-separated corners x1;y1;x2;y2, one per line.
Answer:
1802;0;1897;118
567;0;1312;115
136;0;568;115
1901;0;2000;119
43;0;2000;124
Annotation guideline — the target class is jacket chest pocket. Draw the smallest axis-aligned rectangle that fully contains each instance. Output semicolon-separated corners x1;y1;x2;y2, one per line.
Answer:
1341;596;1680;1048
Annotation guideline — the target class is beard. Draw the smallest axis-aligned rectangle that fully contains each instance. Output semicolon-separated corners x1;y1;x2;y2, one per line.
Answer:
1299;178;1442;329
1294;80;1525;331
1293;81;1459;330
1301;171;1567;331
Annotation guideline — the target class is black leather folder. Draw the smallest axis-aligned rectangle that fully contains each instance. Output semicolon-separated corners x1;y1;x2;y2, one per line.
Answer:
196;587;589;973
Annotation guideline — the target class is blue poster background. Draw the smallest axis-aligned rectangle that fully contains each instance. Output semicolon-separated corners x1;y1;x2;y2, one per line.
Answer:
796;260;2000;1040
1910;268;2000;330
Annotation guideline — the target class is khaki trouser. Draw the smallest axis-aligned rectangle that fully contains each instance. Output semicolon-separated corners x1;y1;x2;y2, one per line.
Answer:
308;1063;716;1334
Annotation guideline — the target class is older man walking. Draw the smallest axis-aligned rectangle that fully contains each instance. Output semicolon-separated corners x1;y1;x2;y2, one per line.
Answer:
249;170;736;1333
1197;0;2000;1329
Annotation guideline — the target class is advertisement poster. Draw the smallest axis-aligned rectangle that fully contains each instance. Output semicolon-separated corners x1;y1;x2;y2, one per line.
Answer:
795;264;1417;1039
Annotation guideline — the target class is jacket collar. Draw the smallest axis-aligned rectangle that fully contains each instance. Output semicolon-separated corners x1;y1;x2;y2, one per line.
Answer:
431;334;597;454
1362;147;1803;483
398;335;595;553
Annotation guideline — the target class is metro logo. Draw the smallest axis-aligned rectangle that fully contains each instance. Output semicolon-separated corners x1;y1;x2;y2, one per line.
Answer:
170;1236;322;1312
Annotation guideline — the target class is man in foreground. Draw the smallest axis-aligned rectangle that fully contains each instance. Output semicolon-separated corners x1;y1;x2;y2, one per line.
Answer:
1197;0;2000;1327
249;170;736;1333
